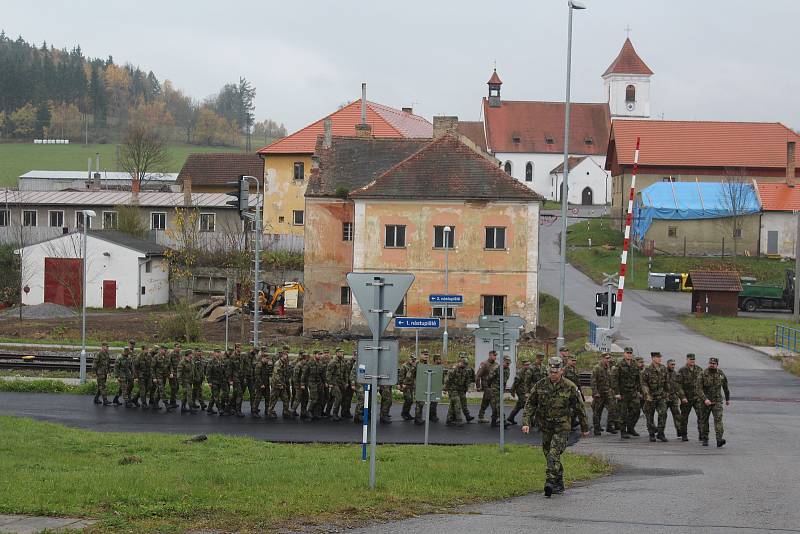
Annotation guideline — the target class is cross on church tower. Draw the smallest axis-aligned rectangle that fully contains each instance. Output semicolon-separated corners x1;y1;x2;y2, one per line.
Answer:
625;25;632;38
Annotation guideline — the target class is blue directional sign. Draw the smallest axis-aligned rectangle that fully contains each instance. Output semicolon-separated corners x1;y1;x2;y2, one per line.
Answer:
394;317;441;329
428;294;464;305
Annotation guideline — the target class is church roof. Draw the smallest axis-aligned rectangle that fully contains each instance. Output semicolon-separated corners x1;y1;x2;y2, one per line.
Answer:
487;69;503;85
602;38;653;77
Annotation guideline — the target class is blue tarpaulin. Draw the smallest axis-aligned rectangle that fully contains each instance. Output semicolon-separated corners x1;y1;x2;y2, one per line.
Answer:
632;182;760;241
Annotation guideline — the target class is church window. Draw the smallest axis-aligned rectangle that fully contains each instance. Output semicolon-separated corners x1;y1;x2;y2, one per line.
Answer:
525;162;533;182
625;84;636;102
504;161;512;174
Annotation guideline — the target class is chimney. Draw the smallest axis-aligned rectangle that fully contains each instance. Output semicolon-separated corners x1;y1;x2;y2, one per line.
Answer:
788;141;797;188
402;107;413;114
433;116;459;139
91;172;101;191
323;117;332;149
183;176;193;207
355;83;372;138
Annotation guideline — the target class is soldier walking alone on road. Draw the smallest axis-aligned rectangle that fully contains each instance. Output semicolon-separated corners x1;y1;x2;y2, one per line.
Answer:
642;352;669;442
677;353;703;441
696;357;730;447
590;353;617;435
92;342;111;406
612;347;642;439
522;357;590;497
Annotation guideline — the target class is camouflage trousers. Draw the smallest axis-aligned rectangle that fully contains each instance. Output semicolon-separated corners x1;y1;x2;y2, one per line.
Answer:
341;384;354;415
644;397;667;435
241;378;254;405
329;384;344;416
180;380;192;404
618;393;641;431
169;376;179;404
116;378;132;402
487;387;502;420
679;397;703;438
478;389;491;418
446;389;464;424
208;382;224;411
268;384;289;415
191;381;204;406
401;387;414;416
308;384;323;417
699;402;724;441
291;385;309;416
137;376;151;405
251;384;268;413
666;399;681;435
95;374;108;396
592;393;617;431
227;381;242;412
458;391;471;419
354;385;365;419
379;385;392;417
153;375;169;404
541;429;569;485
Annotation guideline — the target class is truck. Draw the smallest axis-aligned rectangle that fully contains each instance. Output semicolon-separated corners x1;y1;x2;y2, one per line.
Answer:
738;269;794;312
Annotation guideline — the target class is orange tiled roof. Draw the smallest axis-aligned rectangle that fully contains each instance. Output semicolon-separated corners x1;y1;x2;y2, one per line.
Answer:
602;38;653;77
609;120;800;169
257;100;432;155
488;69;503;85
756;182;800;211
688;270;742;293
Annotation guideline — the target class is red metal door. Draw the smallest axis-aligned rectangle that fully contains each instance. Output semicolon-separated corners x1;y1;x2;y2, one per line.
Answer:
102;280;116;309
44;258;82;307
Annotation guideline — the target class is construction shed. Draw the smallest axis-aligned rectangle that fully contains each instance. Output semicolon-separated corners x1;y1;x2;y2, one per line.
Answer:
687;270;743;317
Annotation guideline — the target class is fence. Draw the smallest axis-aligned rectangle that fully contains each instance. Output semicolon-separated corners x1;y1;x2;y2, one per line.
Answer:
775;324;800;353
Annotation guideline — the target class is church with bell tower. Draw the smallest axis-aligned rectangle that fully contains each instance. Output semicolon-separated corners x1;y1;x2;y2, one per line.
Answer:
602;37;654;119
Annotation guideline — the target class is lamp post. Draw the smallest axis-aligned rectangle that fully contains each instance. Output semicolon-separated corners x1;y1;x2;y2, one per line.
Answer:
443;226;451;358
79;209;96;384
557;0;586;351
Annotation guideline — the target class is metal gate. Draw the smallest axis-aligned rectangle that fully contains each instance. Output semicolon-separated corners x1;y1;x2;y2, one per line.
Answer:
44;258;82;307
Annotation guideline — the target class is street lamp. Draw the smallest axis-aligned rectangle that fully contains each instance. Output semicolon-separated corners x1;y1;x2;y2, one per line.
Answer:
79;209;96;384
557;0;586;351
443;226;451;359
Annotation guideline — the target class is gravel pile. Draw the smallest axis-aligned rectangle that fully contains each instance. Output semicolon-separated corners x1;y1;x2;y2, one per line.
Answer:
0;303;78;320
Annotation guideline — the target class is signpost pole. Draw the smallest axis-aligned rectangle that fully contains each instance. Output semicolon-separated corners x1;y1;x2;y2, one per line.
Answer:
368;276;382;490
362;383;370;461
424;370;432;446
499;324;506;453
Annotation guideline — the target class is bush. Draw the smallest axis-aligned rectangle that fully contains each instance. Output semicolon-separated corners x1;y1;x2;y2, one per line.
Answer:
262;250;303;271
157;301;202;342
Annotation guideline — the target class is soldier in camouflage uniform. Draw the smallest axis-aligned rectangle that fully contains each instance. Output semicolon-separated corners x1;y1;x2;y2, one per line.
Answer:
677;353;703;441
326;348;348;421
241;348;256;414
696;357;730;447
341;353;355;419
113;347;134;407
486;356;511;428
151;346;174;411
321;349;333;416
522;357;590;497
191;349;206;411
379;385;393;424
590;352;618;435
612;347;642;438
269;350;292;419
224;348;244;417
476;351;498;423
305;351;324;420
642;351;669;442
563;355;584;427
507;358;533;425
665;358;683;438
168;343;181;409
252;351;272;418
350;357;364;423
178;350;196;413
205;349;225;415
428;353;443;422
134;344;152;409
398;354;417;421
92;342;111;405
454;352;474;423
290;351;310;419
445;356;469;427
412;351;430;425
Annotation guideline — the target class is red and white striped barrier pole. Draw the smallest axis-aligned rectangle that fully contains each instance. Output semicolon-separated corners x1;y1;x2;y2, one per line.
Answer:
615;137;641;318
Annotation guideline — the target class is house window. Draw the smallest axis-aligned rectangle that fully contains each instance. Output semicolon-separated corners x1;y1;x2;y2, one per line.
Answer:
141;286;146;295
75;211;92;229
503;161;512;174
545;136;555;145
482;295;506;316
22;210;37;227
432;306;455;319
278;216;285;223
485;227;506;250
668;226;678;238
102;211;118;229
0;210;8;227
145;260;152;273
342;222;353;241
151;212;166;230
340;286;350;305
525;162;533;182
293;162;305;180
292;210;304;226
385;225;406;248
199;213;215;232
625;84;636;102
48;210;64;228
733;228;742;238
434;226;455;249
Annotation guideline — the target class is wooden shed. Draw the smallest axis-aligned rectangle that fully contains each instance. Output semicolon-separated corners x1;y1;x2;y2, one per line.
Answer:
687;270;743;317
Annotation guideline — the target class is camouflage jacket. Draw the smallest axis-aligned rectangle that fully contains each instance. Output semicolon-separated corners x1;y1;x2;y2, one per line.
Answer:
169;350;181;375
475;360;497;390
399;362;416;388
151;352;171;377
523;377;588;433
563;366;580;388
271;358;291;388
677;365;703;400
303;359;323;387
326;357;347;387
444;365;469;392
641;363;667;400
665;368;683;401
93;349;111;376
224;355;241;383
134;351;152;379
177;359;193;384
192;358;206;383
695;368;730;404
292;359;307;387
591;362;614;396
238;352;254;379
485;363;508;390
206;358;226;384
611;358;641;395
511;367;534;397
254;360;272;387
530;363;547;385
114;353;133;380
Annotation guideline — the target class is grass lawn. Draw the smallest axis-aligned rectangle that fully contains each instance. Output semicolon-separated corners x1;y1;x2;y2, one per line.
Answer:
680;315;784;346
567;217;623;248
537;293;589;354
0;142;249;187
0;416;609;533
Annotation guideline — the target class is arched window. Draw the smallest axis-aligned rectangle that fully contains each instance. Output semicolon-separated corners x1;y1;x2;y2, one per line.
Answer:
525;162;533;182
504;161;512;174
625;84;636;102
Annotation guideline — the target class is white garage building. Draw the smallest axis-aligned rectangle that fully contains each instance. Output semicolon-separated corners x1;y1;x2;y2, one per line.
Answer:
17;230;169;309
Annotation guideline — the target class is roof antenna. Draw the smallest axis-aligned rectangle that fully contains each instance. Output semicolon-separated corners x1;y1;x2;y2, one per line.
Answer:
361;83;367;126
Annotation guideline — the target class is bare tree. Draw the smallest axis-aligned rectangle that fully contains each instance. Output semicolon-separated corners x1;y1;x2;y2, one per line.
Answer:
118;126;171;190
718;168;757;256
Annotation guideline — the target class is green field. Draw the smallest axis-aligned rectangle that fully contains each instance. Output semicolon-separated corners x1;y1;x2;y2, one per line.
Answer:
0;142;251;187
0;416;608;532
680;315;786;346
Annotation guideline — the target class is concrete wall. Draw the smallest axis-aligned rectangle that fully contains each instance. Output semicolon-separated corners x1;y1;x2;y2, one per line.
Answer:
263;154;311;236
550;156;611;205
644;214;760;256
760;212;796;258
19;233;169;308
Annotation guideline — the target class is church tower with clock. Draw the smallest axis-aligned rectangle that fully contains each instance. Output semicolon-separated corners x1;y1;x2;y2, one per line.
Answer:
602;38;653;119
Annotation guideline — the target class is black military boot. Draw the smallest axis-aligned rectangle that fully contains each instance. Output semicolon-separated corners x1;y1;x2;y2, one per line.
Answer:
657;432;668;442
200;401;207;410
681;434;689;442
716;438;726;448
490;416;500;428
606;424;618;434
380;415;392;425
414;417;424;426
701;438;709;446
553;477;565;494
181;402;189;413
649;433;656;442
593;428;602;436
112;394;121;406
207;405;217;415
544;482;553;498
131;398;140;407
628;427;640;437
465;414;475;422
620;429;630;439
93;393;101;404
166;401;175;413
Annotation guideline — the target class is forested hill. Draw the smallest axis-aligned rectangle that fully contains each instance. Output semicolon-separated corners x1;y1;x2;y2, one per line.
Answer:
0;32;286;148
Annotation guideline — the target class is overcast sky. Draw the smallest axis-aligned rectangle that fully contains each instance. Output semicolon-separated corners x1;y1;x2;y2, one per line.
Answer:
3;0;798;135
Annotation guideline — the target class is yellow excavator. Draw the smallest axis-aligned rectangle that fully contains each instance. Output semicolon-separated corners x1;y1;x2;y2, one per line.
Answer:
238;282;304;314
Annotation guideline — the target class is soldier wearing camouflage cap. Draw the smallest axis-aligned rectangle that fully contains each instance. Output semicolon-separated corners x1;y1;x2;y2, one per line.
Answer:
523;357;589;497
664;358;682;438
611;345;642;438
696;357;730;447
507;357;534;425
677;353;703;441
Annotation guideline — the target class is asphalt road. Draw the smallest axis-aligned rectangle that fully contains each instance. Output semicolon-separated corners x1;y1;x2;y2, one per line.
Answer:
346;216;800;533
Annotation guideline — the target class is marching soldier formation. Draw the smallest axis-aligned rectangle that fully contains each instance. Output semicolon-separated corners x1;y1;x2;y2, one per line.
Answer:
95;342;731;451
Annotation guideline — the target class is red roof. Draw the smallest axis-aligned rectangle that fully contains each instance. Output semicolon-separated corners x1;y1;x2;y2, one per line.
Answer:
457;121;487;151
608;120;800;169
688;270;742;293
483;99;610;155
756;182;800;211
603;38;653;77
257;100;432;155
488;69;503;85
